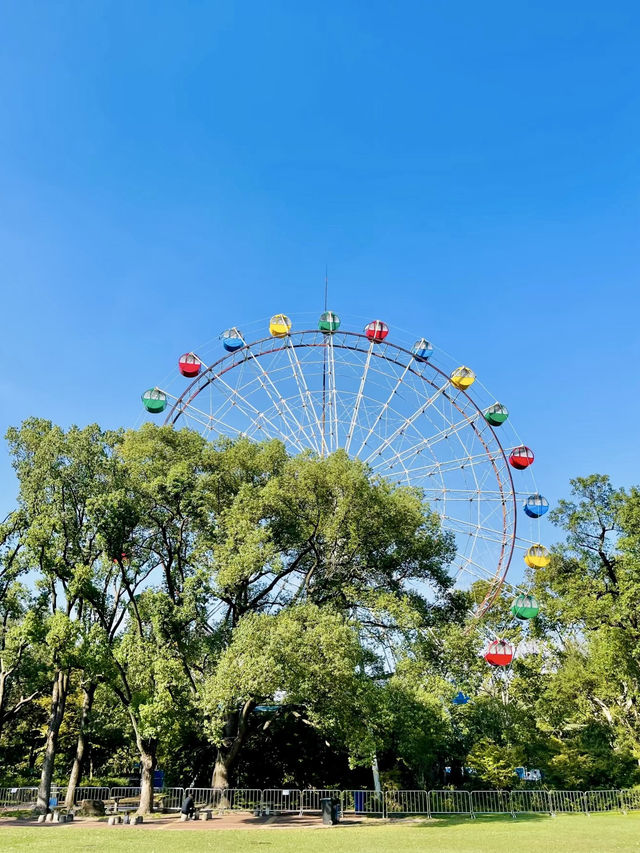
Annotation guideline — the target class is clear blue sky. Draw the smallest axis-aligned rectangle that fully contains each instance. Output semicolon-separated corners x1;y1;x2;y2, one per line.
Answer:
0;1;638;530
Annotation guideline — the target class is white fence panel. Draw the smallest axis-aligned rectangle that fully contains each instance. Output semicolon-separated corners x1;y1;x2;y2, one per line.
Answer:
585;790;621;813
110;787;141;810
190;787;225;809
429;790;471;815
385;790;430;816
510;790;551;814
262;789;301;814
550;790;586;813
341;790;385;815
0;787;38;808
471;790;512;815
74;786;111;804
158;787;185;811
223;788;263;812
300;789;340;813
621;789;640;811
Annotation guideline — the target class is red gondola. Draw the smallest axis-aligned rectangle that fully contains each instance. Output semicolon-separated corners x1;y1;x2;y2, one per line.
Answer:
178;353;202;378
509;446;534;470
364;320;389;343
484;639;514;667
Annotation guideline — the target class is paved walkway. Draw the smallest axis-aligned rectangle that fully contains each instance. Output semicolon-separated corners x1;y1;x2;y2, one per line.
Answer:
1;813;367;831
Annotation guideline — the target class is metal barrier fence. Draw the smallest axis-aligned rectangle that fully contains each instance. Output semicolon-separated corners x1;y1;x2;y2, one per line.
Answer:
510;790;551;814
219;788;262;812
585;789;621;813
263;789;301;814
72;786;111;804
301;788;339;812
157;787;185;811
341;790;385;815
110;786;143;810
0;787;38;808
0;785;639;817
621;789;640;811
550;790;586;813
471;790;513;815
190;787;225;809
430;790;472;815
385;790;430;816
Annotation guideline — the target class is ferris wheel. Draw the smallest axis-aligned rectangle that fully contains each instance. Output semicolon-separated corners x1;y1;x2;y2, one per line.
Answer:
140;311;549;616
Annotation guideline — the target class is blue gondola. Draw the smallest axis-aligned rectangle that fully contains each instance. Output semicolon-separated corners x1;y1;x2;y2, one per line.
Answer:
523;494;549;518
221;328;244;352
412;338;434;360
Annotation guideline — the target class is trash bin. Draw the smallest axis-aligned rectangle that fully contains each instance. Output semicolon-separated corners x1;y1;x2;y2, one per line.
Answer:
331;797;341;824
321;797;340;825
354;791;365;814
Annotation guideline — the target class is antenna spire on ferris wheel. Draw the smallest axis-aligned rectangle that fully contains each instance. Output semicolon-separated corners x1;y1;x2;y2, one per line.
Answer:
324;264;328;311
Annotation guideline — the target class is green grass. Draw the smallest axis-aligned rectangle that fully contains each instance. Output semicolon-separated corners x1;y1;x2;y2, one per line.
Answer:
1;813;639;852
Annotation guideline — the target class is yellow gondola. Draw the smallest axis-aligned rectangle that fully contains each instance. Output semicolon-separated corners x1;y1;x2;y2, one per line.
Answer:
269;314;292;337
450;366;475;390
524;544;550;569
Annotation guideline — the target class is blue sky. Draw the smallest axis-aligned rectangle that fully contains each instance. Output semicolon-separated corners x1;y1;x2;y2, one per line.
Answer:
0;1;638;539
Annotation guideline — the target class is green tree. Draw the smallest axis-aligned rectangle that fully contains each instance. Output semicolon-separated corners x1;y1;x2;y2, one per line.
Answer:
204;604;371;787
6;419;126;812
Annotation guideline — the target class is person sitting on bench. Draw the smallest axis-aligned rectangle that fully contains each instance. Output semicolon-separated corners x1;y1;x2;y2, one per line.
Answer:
181;793;196;819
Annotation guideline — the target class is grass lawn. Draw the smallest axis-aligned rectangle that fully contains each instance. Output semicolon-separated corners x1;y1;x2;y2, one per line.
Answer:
1;813;639;852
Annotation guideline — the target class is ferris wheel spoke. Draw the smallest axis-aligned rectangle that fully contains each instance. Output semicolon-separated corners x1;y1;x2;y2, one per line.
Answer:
422;488;528;498
429;495;512;503
211;372;307;452
285;339;323;455
328;336;339;453
320;342;329;457
175;406;221;432
440;516;511;546
388;408;483;469
352;361;413;458
187;407;244;436
344;341;374;454
380;448;504;477
443;519;508;546
238;339;316;453
165;393;246;437
453;555;503;582
361;378;451;465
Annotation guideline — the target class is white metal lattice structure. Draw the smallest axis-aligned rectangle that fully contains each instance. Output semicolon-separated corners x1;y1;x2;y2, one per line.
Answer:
142;314;544;612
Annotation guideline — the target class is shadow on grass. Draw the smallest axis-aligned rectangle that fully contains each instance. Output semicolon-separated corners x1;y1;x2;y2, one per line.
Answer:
397;813;551;827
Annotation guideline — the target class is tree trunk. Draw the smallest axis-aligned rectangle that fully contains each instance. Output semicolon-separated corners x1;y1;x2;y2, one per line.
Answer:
0;667;8;743
211;749;231;789
371;754;382;794
138;738;158;814
210;700;254;790
64;682;96;808
37;668;70;813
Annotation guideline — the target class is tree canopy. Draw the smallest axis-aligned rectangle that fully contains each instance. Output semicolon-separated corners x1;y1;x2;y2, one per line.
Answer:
1;421;639;806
